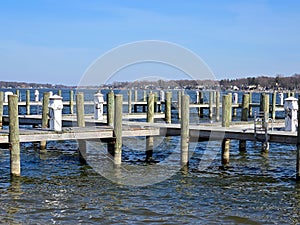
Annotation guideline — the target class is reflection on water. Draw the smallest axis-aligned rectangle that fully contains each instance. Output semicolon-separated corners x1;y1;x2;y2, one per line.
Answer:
0;138;300;224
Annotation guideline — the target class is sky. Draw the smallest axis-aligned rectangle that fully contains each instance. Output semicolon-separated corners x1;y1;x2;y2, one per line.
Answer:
0;0;300;85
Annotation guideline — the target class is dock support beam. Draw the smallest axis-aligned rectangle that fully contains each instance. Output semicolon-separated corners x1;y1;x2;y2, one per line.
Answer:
128;90;132;114
40;92;50;150
9;95;20;176
296;98;300;180
249;92;253;117
239;94;250;152
107;90;114;127
76;92;86;162
181;95;190;168
69;90;74;114
0;91;3;129
76;92;85;127
222;139;230;165
134;90;138;102
222;95;231;127
215;91;220;122
177;90;182;119
222;94;231;166
261;93;270;153
165;92;172;124
114;94;123;165
272;91;277;121
146;93;154;162
209;91;213;120
26;90;30;115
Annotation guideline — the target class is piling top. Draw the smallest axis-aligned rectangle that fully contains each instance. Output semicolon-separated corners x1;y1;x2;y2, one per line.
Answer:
284;97;297;101
49;94;63;100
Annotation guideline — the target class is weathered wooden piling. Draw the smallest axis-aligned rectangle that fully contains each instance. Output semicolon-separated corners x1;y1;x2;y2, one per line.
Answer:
272;91;277;121
296;98;300;180
76;92;86;162
239;94;250;151
146;93;154;162
26;90;30;115
222;139;230;165
58;89;62;97
228;93;232;121
114;94;123;165
165;92;172;124
260;93;269;129
241;94;250;121
0;91;3;129
249;92;253;117
69;90;74;114
215;91;220;122
222;95;231;127
128;90;132;113
40;92;50;150
222;94;231;165
9;95;20;176
177;90;182;119
143;90;147;102
134;89;138;102
76;92;85;127
209;91;213;120
181;95;190;167
260;93;270;152
198;91;204;118
107;90;114;127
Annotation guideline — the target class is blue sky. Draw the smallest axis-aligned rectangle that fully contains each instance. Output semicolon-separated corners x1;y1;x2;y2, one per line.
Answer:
1;0;300;85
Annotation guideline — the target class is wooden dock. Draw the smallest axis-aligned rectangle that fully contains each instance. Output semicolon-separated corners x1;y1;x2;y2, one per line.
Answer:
1;89;300;180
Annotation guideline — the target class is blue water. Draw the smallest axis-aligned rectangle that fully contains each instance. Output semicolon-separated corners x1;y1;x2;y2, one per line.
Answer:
0;88;299;224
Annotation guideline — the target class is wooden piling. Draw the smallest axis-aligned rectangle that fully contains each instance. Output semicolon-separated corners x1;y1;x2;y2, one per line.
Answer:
222;95;231;127
296;98;300;180
76;92;85;127
143;90;147;102
241;94;250;121
114;94;123;165
228;93;232;121
239;94;250;152
165;92;172;124
215;91;220;122
128;90;132;114
134;89;138;102
58;89;62;97
146;93;154;162
9;95;20;176
181;95;190;167
26;90;30;115
107;90;115;127
0;91;3;129
198;91;204;118
222;139;230;165
69;90;74;114
272;91;277;121
209;91;213;120
40;92;50;150
261;93;269;152
261;93;269;129
177;90;182;119
76;92;86;162
249;92;253;117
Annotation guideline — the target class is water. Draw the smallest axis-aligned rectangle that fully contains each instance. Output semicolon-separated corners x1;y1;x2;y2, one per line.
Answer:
0;89;300;224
